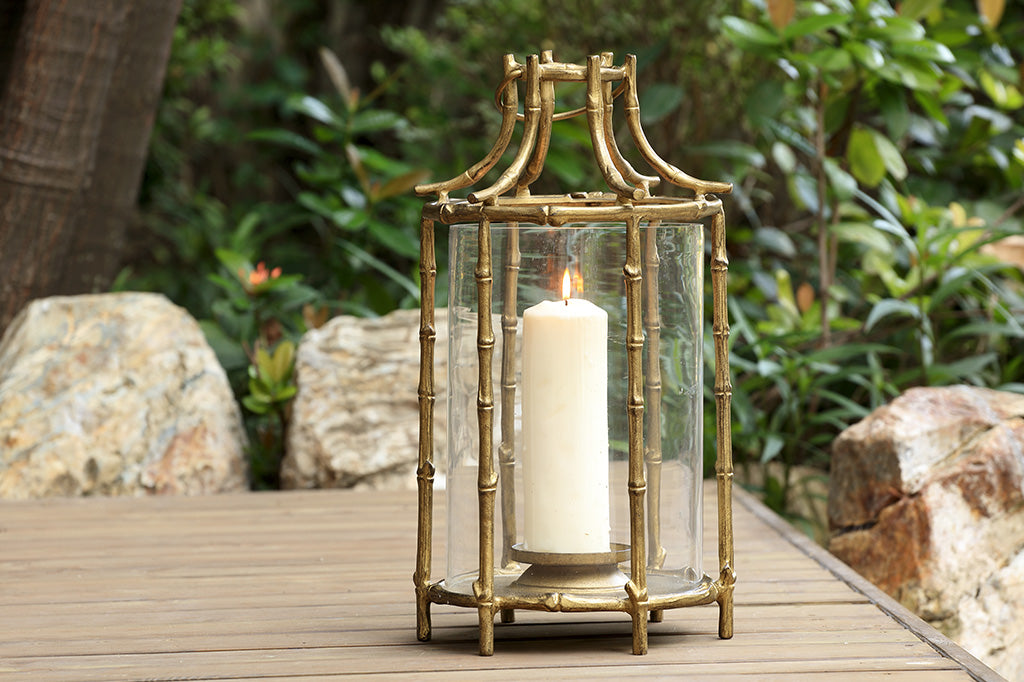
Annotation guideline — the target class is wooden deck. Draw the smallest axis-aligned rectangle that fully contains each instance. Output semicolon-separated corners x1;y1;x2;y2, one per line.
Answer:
0;481;1002;681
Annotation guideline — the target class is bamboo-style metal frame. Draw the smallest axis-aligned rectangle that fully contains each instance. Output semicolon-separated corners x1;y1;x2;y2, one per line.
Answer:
414;51;735;656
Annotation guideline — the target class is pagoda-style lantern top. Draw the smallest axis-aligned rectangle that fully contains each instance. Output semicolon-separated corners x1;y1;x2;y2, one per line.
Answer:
413;50;736;657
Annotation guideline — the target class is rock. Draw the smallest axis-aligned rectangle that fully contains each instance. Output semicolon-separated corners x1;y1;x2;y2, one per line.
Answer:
829;386;1024;528
828;385;1024;681
0;293;249;498
282;308;447;491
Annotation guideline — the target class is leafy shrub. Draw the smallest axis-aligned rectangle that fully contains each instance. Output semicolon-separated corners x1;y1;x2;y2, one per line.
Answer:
717;0;1024;519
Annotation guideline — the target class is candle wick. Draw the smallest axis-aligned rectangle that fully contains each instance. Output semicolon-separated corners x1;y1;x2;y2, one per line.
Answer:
564;298;569;306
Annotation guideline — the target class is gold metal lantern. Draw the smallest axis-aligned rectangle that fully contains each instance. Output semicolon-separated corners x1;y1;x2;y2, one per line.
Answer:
413;51;735;656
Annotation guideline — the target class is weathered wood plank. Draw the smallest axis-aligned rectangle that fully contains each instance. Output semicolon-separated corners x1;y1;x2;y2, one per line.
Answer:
0;483;999;681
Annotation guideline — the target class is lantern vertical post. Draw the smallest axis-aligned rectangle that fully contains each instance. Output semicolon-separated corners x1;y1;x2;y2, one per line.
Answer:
624;214;649;655
415;214;437;643
711;208;736;639
497;223;520;625
473;217;498;656
642;222;666;624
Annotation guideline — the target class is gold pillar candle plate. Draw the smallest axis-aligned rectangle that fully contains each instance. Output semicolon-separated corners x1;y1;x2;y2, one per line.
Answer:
413;51;736;656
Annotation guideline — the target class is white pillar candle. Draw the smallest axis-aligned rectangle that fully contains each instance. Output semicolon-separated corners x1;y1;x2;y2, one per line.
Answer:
522;273;610;554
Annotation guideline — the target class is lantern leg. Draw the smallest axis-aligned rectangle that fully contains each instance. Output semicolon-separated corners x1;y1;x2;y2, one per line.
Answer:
718;581;735;639
711;207;736;640
631;607;649;655
415;214;437;643
416;589;432;641
478;605;495;656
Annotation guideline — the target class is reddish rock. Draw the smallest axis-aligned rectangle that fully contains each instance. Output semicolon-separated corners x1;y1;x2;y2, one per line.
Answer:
829;386;1024;528
828;386;1024;680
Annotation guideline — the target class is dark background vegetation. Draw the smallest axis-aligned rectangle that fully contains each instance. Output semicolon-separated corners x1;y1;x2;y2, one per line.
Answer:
2;1;1022;520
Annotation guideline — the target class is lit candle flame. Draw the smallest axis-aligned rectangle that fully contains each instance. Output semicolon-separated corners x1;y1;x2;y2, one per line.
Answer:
562;268;572;302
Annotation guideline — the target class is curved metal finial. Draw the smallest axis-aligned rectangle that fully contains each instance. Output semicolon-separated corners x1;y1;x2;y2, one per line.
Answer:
599;52;660;194
468;55;543;204
622;54;733;198
415;54;520;198
517;50;556;193
586;55;645;201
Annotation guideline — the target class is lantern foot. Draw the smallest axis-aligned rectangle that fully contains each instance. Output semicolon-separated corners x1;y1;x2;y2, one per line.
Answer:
478;606;495;655
631;608;649;654
416;587;432;641
500;608;515;623
649;609;663;623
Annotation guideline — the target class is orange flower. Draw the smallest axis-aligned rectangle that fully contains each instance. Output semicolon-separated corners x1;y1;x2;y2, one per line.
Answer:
238;262;282;290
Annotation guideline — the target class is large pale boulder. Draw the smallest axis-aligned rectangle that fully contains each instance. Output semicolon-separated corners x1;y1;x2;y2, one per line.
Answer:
282;308;447;490
0;293;248;498
828;386;1024;681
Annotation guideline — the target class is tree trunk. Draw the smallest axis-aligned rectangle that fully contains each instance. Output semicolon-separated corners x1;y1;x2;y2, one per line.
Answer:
0;0;182;333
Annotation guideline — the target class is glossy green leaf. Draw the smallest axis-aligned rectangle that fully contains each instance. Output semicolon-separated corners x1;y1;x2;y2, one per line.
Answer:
268;341;295;384
690;140;766;168
760;434;785;463
846;41;885;70
340;185;367;210
639;83;684;124
872;130;908;181
889;40;955;63
871;16;926;42
823;158;857;200
366;219;419;259
287;95;341;127
339;240;419;300
781;13;848;40
912;90;949;128
804;47;852;72
846;127;886;187
878;86;910;139
349;109;403;135
242;396;271;414
722;16;782;50
899;0;942;20
771;141;797;173
754;226;797;257
890;61;942;92
865;298;921;332
789;172;820;211
980;70;1024;110
830;222;892;252
247;129;321;156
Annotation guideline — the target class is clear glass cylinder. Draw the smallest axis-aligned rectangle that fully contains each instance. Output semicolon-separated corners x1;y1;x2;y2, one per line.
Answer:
445;222;704;599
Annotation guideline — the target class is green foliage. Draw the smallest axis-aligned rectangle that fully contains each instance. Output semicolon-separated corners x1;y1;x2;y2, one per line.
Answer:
202;249;321;489
252;48;429;315
243;340;298;487
131;0;1023;509
718;0;1024;519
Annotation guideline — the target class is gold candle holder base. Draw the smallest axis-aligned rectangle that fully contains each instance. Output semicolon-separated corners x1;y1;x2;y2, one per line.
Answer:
509;543;630;592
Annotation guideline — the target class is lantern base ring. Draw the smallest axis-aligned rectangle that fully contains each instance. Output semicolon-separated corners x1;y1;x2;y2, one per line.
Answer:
509;543;630;592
